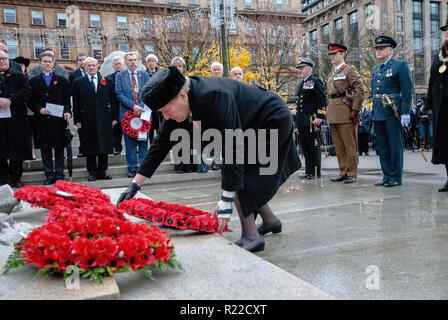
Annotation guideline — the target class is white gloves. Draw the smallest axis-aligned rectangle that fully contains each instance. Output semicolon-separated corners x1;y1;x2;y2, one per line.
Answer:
401;114;410;127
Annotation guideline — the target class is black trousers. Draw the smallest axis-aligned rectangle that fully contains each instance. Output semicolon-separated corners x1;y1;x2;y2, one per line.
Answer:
298;127;321;176
86;154;108;178
41;147;64;180
113;123;123;152
358;133;369;154
0;159;24;184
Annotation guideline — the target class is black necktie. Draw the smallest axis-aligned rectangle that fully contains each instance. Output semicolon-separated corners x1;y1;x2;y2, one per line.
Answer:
381;64;384;68
90;75;96;92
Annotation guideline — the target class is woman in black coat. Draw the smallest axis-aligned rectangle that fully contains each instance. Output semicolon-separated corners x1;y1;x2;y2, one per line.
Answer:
426;22;448;192
118;66;301;252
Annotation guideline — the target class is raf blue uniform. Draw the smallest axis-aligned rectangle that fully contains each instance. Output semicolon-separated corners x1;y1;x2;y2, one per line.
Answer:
371;36;413;186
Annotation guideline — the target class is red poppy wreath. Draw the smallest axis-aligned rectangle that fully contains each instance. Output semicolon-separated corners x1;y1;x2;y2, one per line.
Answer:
121;110;151;139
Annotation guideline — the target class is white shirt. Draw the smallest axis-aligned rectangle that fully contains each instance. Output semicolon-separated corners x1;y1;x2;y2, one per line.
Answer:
127;70;139;87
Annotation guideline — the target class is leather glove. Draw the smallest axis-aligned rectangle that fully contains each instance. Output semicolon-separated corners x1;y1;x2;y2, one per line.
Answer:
117;182;140;206
350;110;359;122
401;114;410;127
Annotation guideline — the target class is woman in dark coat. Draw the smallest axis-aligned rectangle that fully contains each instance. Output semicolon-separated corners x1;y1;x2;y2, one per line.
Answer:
426;21;448;192
29;52;71;184
118;66;301;252
0;52;32;188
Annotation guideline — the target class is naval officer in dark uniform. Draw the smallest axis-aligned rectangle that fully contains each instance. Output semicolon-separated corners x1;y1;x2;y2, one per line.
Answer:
295;58;327;179
371;36;413;187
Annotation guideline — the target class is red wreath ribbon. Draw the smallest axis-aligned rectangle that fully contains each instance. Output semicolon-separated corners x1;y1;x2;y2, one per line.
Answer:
118;198;228;233
121;110;151;139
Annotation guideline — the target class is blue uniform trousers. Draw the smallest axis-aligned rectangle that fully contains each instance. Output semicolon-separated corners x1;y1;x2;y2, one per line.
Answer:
374;119;403;183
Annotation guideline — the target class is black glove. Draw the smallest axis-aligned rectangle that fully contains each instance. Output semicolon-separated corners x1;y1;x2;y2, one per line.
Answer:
117;182;140;206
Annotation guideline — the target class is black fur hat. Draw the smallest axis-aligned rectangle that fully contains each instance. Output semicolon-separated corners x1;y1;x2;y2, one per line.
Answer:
142;66;186;111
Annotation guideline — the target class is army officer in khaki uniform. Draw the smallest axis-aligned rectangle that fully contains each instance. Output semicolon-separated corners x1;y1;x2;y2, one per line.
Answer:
326;44;365;184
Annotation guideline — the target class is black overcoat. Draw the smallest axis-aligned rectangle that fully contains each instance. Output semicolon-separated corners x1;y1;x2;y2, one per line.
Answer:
72;72;115;156
426;50;448;164
0;68;32;161
139;76;301;216
295;74;327;128
29;73;71;149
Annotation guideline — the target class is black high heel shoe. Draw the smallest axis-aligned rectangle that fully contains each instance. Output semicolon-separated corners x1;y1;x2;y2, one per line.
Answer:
256;220;282;235
234;236;265;253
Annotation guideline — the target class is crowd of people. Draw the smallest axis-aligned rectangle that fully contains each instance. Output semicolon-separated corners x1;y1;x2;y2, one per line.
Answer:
0;41;248;188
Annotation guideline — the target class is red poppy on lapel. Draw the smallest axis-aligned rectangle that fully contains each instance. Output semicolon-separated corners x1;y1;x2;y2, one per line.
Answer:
53;81;58;85
5;73;11;77
100;77;106;86
138;73;142;78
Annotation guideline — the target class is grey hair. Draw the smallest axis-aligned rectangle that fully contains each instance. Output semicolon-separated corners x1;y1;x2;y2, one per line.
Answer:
170;56;186;68
112;56;124;64
211;61;223;70
39;51;55;62
124;52;140;61
83;57;98;65
146;53;158;63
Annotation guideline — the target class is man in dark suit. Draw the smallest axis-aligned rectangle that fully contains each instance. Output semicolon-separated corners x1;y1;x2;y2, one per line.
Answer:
117;67;301;253
295;58;327;179
106;55;125;155
371;35;413;187
72;57;115;181
29;52;72;185
29;48;67;79
115;52;150;177
0;49;32;188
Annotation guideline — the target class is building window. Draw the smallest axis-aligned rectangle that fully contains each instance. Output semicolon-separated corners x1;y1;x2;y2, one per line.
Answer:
430;2;440;20
412;1;423;15
366;4;373;17
310;29;317;43
322;24;330;36
144;45;154;57
60;42;70;60
170;0;180;3
33;40;44;59
57;13;67;27
118;43;128;52
277;0;283;10
6;40;18;58
172;45;181;55
245;0;253;9
170;19;180;32
397;16;404;30
92;44;103;60
4;8;16;24
229;23;237;35
397;0;403;12
143;17;153;31
117;16;127;30
90;14;101;28
31;11;44;25
246;23;254;36
335;17;343;30
190;0;198;4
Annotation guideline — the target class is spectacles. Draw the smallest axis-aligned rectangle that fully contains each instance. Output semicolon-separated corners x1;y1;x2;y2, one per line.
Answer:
0;57;8;62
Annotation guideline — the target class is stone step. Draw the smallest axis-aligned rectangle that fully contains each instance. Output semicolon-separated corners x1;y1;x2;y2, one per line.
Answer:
21;161;176;183
21;170;221;189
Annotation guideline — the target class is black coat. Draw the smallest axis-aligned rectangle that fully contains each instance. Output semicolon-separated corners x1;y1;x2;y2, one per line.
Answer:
0;68;32;160
29;73;71;149
72;72;115;156
139;76;301;216
295;74;327;128
426;50;448;164
105;72;120;122
69;68;86;89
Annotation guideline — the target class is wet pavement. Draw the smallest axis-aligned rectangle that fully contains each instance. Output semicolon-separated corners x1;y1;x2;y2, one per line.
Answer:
137;152;448;299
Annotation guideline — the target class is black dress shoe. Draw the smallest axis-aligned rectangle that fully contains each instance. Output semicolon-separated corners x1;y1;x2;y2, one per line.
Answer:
299;173;310;179
344;176;357;184
98;175;113;180
375;180;387;186
331;175;346;182
384;181;401;187
88;175;97;181
306;174;321;180
176;169;184;174
212;163;221;170
438;181;448;192
43;178;56;185
235;236;265;253
256;220;282;235
128;172;136;178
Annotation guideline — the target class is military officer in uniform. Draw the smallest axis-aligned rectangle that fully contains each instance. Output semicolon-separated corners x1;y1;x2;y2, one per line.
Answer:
295;58;327;179
371;36;413;187
326;44;365;184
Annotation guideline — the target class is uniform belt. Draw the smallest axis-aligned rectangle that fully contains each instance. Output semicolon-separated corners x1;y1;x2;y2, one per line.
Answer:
329;92;346;99
373;93;401;99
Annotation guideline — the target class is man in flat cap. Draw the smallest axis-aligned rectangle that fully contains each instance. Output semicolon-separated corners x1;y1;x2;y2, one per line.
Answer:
326;43;365;184
424;18;448;191
117;66;301;253
294;57;327;179
371;35;413;187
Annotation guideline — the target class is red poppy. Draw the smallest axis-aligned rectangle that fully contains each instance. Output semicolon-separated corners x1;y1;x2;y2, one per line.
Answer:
100;78;106;86
5;73;11;77
53;81;58;85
